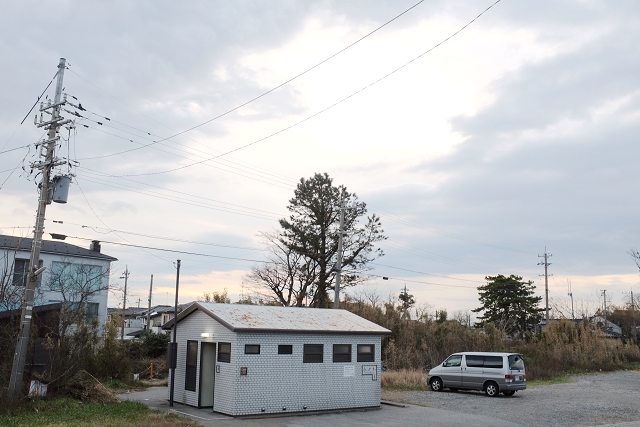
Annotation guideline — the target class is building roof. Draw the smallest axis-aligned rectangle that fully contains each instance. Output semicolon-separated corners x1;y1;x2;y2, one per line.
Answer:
0;301;62;319
0;234;117;262
164;302;392;335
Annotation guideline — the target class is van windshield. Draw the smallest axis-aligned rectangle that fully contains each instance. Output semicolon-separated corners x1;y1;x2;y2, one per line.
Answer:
508;354;525;371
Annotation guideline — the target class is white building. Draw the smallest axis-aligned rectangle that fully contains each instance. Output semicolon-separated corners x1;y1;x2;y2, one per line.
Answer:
0;234;116;325
163;302;391;417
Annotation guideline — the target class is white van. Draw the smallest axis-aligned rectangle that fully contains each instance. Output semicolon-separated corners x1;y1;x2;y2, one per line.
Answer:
427;352;526;397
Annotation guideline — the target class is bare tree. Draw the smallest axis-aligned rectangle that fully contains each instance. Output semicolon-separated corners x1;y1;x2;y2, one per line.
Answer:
244;231;318;307
38;258;111;337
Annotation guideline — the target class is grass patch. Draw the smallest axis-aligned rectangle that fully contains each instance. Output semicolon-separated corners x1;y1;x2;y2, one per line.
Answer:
526;375;574;387
0;398;199;427
623;361;640;371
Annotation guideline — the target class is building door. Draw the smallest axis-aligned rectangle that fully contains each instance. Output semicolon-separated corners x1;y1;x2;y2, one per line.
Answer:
199;342;216;408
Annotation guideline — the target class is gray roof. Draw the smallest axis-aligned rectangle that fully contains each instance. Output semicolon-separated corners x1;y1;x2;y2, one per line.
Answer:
165;302;392;335
0;234;117;262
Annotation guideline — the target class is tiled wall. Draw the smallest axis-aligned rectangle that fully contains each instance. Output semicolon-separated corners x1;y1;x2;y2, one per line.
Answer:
168;310;382;416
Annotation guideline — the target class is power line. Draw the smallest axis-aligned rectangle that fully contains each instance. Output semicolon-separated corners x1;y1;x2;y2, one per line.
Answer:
0;71;58;153
74;171;283;220
370;262;486;283
58;234;269;263
69;0;428;163
381;239;495;271
367;273;477;290
93;0;503;178
74;178;173;263
46;218;263;251
0;145;31;156
369;202;535;255
74;123;293;190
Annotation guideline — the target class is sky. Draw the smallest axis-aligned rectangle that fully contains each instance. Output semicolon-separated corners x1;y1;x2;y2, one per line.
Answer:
1;0;639;320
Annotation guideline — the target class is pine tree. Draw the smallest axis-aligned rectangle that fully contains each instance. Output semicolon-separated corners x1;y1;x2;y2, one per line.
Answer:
472;274;543;337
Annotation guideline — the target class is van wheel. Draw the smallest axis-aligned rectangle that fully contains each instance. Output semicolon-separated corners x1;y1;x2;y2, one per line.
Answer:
484;382;499;397
430;377;443;392
503;391;515;397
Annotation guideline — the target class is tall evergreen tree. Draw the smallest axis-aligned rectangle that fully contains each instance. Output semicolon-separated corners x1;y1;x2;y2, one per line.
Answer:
248;173;386;307
472;274;543;337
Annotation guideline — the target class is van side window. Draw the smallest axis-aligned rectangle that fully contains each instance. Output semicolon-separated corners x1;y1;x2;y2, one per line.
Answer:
443;355;462;367
484;356;503;368
465;355;483;367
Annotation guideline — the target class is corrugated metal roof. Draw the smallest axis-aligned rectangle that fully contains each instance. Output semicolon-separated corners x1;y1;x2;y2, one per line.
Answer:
0;234;117;262
167;302;391;335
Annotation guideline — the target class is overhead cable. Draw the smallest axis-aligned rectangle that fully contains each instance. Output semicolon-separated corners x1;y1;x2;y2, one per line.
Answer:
94;0;503;178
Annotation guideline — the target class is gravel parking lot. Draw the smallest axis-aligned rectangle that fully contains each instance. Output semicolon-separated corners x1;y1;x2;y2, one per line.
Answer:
382;370;640;427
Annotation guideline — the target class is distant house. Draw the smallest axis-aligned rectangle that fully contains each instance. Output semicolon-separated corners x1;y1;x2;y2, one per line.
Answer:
163;302;391;416
0;234;116;325
107;305;175;338
0;234;117;374
590;316;622;338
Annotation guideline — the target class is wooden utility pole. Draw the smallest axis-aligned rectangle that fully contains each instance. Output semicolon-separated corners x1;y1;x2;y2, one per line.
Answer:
8;58;71;401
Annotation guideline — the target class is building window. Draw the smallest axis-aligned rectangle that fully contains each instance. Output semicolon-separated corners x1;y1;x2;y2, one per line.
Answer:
185;340;198;391
303;344;323;363
218;342;231;363
50;261;103;293
357;344;375;362
12;259;29;287
333;344;351;363
278;345;293;355
245;344;260;354
85;302;99;324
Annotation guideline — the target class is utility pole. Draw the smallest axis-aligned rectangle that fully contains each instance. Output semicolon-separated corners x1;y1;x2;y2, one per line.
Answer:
120;266;129;340
8;58;71;401
146;274;153;331
567;279;574;320
333;197;345;310
169;260;181;407
538;248;552;324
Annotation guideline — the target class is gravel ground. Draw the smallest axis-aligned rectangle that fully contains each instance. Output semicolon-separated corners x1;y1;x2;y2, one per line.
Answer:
382;370;640;427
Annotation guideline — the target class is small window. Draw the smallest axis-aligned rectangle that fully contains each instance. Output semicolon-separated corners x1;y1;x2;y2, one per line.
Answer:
357;344;375;362
85;302;99;324
185;341;197;391
303;344;323;363
465;355;484;368
333;344;351;363
484;356;503;369
12;259;29;287
218;342;231;363
245;344;260;354
278;345;293;355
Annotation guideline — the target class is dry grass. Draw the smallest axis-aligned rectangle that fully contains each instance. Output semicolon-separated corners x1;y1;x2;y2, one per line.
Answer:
381;369;429;390
0;398;199;427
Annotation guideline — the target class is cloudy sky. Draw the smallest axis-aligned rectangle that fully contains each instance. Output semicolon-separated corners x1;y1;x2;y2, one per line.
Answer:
1;0;639;318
